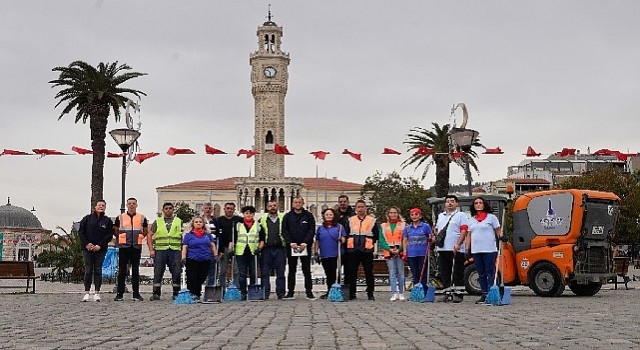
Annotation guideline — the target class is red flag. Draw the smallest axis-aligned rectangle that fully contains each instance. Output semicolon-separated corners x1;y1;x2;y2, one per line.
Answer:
205;144;227;155
32;149;66;155
524;146;541;157
237;149;250;156
107;152;124;158
310;151;329;160
342;149;362;161
237;149;259;158
451;151;464;159
167;147;195;156
274;143;293;155
134;152;160;164
415;146;435;156
558;148;576;157
483;147;504;154
71;146;93;155
382;148;401;155
1;149;30;156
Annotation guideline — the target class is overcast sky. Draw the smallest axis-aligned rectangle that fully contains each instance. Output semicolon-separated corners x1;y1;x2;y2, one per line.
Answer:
1;1;639;232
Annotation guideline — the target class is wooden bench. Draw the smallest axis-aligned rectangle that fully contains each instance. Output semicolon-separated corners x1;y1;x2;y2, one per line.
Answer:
613;257;631;290
0;261;36;293
356;259;410;285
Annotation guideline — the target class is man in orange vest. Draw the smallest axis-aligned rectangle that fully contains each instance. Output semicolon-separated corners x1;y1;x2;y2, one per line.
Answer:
112;197;149;301
344;200;379;300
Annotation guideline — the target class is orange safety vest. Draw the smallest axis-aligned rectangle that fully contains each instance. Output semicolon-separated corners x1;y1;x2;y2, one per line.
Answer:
117;212;146;249
380;222;405;258
346;215;375;253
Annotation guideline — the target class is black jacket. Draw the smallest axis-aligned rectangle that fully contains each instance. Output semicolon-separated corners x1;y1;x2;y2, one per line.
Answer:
79;212;114;251
282;209;316;246
217;215;242;247
337;206;355;227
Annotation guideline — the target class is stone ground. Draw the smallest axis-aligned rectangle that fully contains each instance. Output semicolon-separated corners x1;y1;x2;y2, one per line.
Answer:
1;266;639;349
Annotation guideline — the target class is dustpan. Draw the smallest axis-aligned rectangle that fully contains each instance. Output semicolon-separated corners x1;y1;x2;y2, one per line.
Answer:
247;254;264;301
203;257;222;303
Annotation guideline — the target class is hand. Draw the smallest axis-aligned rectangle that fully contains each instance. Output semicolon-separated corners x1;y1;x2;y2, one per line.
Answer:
291;243;298;250
255;248;261;256
499;235;508;242
92;245;101;252
181;258;186;268
86;243;94;251
453;244;460;253
465;251;472;261
149;249;155;258
313;254;321;264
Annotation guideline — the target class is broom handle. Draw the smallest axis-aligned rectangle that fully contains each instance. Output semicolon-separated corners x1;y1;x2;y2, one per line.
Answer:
336;225;342;284
418;233;430;283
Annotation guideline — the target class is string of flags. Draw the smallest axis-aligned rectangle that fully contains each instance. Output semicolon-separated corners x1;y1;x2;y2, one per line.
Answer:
1;144;637;163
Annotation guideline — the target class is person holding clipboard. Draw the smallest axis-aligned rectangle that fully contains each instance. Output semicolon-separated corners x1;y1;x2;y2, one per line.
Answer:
282;196;317;300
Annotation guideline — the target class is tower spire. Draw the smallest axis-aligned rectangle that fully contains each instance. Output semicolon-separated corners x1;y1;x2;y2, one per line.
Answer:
267;4;272;22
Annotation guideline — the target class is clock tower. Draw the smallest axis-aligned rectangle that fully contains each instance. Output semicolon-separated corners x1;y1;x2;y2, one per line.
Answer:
249;12;290;179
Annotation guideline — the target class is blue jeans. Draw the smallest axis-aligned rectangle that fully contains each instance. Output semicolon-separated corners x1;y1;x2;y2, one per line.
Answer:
386;256;405;293
153;249;181;296
261;247;286;297
407;256;428;286
473;252;498;295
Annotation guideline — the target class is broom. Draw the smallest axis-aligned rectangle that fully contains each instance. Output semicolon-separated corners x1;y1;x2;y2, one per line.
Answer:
223;226;243;302
174;264;194;305
327;229;345;302
223;256;243;302
485;239;502;305
409;243;429;302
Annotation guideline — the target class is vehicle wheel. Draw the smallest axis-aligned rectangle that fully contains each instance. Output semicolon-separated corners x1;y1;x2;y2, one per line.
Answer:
529;262;564;297
463;265;482;295
569;282;602;296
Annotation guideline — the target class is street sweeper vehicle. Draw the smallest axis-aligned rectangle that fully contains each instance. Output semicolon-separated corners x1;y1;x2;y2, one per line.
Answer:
459;189;620;297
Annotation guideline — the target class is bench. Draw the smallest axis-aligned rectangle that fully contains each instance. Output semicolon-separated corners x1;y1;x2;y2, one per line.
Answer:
613;257;631;290
0;261;36;293
355;259;410;286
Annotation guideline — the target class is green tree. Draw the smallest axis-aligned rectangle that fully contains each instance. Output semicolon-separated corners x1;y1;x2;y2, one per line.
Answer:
49;61;146;207
37;226;84;277
361;171;432;223
175;202;199;223
402;122;482;197
555;167;640;243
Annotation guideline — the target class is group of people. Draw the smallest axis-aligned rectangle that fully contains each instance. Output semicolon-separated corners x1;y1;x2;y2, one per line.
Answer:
77;194;505;304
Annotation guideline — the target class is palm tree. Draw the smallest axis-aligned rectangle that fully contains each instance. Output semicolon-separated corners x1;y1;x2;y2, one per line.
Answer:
49;61;146;207
402;122;482;197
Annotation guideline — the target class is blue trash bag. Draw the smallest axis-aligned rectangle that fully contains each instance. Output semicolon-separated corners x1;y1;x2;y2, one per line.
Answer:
102;247;118;279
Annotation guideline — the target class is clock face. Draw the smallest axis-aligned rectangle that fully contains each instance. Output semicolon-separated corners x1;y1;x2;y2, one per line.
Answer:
264;66;277;78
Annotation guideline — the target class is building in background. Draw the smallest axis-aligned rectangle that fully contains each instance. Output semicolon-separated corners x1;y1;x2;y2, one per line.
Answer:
0;198;51;262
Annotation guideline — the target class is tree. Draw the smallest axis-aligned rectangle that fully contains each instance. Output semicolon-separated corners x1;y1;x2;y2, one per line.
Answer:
402;122;482;197
49;61;146;208
361;171;432;223
555;167;640;244
175;202;199;224
37;226;84;277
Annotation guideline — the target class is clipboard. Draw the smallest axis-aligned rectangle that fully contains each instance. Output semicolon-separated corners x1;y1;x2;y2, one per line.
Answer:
291;248;308;257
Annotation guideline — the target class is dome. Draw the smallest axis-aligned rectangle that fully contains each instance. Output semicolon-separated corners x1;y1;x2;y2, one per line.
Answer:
0;201;43;229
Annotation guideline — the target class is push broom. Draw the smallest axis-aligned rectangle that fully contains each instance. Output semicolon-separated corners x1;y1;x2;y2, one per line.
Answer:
223;224;243;302
327;236;344;302
409;243;430;302
486;237;502;305
174;264;194;305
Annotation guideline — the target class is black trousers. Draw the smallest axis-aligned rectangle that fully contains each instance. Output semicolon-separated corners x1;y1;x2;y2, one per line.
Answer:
438;250;466;288
117;247;141;295
321;257;338;291
345;250;374;297
287;252;312;293
82;249;106;292
186;258;211;297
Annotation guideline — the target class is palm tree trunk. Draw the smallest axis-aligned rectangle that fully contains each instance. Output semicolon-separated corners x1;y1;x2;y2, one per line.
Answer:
89;105;109;209
434;155;450;197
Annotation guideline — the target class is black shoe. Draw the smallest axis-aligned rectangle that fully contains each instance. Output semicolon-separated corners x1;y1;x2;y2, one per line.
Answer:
319;293;328;299
368;294;375;301
284;292;295;300
150;294;160;301
306;292;317;300
132;293;144;301
476;295;487;304
277;295;284;300
172;294;177;301
114;294;124;301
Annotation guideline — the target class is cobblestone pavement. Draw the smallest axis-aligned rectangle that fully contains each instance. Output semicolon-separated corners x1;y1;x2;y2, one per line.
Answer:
1;270;639;349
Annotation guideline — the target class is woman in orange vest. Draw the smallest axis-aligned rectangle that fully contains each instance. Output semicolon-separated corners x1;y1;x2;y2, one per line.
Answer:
379;207;406;301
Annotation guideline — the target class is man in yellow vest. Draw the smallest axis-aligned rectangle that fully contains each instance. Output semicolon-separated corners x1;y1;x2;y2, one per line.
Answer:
148;202;183;301
344;199;379;301
232;205;265;299
259;200;287;299
113;197;149;301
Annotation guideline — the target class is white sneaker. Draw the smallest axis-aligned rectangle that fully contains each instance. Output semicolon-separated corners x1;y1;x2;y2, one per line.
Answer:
398;293;406;301
82;293;90;302
390;293;399;302
93;293;101;302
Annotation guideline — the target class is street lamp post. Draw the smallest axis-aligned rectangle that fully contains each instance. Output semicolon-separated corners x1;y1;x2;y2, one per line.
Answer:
450;127;479;196
109;128;141;214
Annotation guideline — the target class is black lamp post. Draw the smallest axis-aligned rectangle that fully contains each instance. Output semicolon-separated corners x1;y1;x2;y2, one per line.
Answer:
450;127;479;196
109;128;141;214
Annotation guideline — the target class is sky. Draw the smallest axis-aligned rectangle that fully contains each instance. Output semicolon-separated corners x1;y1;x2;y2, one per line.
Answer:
1;1;639;232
